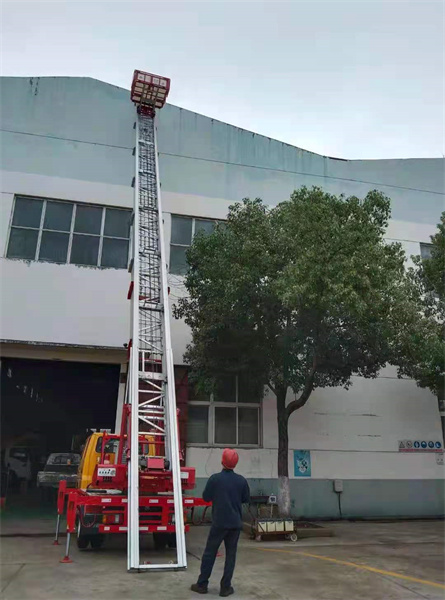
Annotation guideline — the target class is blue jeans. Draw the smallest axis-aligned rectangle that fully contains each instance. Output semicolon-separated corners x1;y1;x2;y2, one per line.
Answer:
197;526;241;589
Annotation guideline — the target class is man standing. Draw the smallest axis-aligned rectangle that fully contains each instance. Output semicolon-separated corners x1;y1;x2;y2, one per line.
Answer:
191;448;250;597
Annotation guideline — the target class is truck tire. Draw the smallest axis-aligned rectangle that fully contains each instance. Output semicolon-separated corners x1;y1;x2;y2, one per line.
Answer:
77;535;90;549
90;534;105;550
76;517;90;549
167;533;176;548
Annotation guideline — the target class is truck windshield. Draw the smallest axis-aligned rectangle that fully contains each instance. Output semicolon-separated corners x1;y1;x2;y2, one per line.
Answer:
95;438;120;455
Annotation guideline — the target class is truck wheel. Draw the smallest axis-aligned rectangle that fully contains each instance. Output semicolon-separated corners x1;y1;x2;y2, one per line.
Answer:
90;534;105;550
153;533;168;550
167;533;176;548
76;518;90;549
77;535;90;549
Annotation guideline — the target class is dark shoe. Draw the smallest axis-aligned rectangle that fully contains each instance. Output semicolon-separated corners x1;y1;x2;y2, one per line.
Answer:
191;583;208;594
219;587;234;597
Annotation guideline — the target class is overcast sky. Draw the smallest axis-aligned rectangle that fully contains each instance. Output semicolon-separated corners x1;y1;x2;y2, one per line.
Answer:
2;1;443;159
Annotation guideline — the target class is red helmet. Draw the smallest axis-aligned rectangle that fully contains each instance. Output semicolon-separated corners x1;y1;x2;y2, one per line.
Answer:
222;448;239;470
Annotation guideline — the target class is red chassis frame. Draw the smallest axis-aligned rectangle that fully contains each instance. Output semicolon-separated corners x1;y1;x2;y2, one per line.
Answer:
54;480;211;563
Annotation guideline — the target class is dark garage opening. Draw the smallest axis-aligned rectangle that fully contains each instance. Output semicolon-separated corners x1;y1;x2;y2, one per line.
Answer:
1;357;120;509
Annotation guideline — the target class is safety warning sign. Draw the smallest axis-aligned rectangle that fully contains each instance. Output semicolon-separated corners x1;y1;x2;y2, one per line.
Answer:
398;440;443;453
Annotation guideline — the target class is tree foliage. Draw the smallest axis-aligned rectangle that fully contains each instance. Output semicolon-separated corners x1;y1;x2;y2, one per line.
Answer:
392;213;445;400
175;187;407;396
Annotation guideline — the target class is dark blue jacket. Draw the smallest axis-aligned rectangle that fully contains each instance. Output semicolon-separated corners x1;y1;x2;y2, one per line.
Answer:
203;469;250;529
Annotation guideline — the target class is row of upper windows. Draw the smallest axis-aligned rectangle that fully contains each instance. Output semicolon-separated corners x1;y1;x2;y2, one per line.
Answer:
6;196;131;269
4;195;433;272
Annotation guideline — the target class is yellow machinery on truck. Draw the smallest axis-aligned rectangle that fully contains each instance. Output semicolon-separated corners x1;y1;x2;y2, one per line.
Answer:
77;432;156;491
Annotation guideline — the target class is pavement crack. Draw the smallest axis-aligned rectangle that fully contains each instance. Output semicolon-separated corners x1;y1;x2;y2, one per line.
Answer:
186;550;201;561
376;573;432;599
1;563;25;594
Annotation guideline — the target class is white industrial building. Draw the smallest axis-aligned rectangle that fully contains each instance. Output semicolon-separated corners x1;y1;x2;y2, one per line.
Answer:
0;76;443;518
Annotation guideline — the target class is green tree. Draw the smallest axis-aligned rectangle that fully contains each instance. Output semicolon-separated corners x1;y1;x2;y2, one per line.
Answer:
393;213;445;406
174;186;408;515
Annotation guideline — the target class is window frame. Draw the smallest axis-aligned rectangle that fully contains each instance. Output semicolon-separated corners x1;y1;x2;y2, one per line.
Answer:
187;376;262;448
169;215;223;275
6;195;131;269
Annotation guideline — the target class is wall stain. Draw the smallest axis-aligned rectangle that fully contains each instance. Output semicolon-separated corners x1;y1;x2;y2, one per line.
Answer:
28;77;39;96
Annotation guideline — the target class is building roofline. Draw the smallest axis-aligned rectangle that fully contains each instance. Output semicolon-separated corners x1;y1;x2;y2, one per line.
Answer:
1;75;442;163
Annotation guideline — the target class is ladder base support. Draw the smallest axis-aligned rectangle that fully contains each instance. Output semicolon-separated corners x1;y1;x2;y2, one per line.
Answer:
129;566;187;573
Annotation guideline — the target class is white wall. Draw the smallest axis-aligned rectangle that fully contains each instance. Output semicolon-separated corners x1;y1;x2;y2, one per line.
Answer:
187;445;443;481
188;368;444;481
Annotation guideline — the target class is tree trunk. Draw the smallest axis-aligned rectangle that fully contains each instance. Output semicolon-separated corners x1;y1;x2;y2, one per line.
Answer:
437;378;444;413
276;386;290;517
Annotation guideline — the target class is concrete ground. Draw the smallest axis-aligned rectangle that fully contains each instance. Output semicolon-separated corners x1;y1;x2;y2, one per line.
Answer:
1;521;444;600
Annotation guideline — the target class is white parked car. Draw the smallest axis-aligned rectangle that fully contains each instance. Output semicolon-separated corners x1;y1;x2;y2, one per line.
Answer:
37;453;81;489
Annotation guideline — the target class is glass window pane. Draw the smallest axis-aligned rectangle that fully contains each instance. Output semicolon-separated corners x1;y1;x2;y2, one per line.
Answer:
214;407;236;445
420;243;433;260
12;197;43;228
238;408;259;445
101;238;129;269
74;205;102;234
195;219;215;236
70;234;99;266
170;245;188;275
171;216;192;245
238;373;263;403
7;228;38;259
214;375;236;403
39;231;69;263
104;208;131;238
44;201;73;232
187;406;209;444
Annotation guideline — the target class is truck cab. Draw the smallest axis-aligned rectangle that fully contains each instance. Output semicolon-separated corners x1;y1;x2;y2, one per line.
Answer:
77;432;158;491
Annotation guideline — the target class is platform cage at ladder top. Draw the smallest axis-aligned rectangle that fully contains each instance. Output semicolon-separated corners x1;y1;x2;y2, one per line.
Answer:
127;69;187;571
131;70;170;116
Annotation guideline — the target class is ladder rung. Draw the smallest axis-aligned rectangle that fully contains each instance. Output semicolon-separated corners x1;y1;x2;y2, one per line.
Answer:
139;415;165;421
139;371;165;381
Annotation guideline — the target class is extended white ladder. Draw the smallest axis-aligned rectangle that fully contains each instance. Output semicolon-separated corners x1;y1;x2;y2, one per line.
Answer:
127;71;187;571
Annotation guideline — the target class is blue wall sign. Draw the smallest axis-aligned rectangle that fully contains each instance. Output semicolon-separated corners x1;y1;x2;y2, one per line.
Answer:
294;450;311;477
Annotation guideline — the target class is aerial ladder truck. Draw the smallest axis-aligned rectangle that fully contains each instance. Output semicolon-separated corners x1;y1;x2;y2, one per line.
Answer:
54;70;210;571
